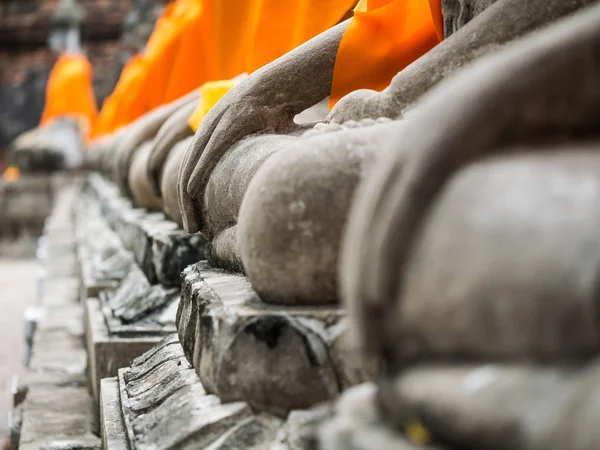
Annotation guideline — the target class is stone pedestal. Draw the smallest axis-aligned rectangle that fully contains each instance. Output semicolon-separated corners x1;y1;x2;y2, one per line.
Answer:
0;175;55;256
76;175;191;408
85;298;164;409
100;335;288;450
86;173;205;287
178;262;376;417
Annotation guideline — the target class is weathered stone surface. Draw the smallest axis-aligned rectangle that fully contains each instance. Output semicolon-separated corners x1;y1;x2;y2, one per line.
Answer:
87;173;205;287
9;403;23;450
380;362;600;450
102;335;286;450
19;386;100;450
17;177;100;450
29;324;87;378
272;406;335;450
178;262;374;417
75;191;135;296
100;378;129;450
86;298;165;407
0;175;54;245
316;383;430;450
203;415;283;450
101;265;179;333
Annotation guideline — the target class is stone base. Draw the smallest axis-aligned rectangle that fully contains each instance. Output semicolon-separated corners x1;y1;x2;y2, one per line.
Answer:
77;244;119;300
100;378;128;450
99;264;179;334
178;262;376;416
75;186;133;301
15;178;101;450
0;175;54;242
77;174;188;410
100;335;293;450
85;298;164;408
86;173;205;287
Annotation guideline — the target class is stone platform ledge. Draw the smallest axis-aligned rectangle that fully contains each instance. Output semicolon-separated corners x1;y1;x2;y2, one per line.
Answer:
13;176;100;450
76;185;176;332
85;173;205;287
18;295;100;450
99;263;180;335
99;336;436;450
86;298;163;411
100;335;335;450
75;186;135;299
178;262;376;417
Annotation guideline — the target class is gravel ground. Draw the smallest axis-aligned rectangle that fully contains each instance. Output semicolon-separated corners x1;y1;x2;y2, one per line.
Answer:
0;258;37;440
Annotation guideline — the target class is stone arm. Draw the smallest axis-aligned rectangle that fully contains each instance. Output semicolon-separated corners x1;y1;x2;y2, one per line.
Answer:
147;98;199;196
329;0;594;122
178;19;351;233
340;1;600;364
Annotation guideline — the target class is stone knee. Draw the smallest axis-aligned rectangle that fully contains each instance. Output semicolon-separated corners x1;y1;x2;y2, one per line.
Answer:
128;141;163;211
237;124;391;305
160;136;194;225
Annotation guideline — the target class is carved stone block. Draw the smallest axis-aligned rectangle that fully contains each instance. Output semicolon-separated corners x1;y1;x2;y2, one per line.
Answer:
85;298;166;408
100;335;284;450
178;262;375;417
86;173;205;287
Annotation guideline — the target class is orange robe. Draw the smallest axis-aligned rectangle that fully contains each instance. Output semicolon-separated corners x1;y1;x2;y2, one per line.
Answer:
245;0;357;73
142;1;195;110
330;0;444;106
40;53;98;138
187;0;357;131
97;0;357;136
97;0;205;134
95;54;148;135
163;0;207;103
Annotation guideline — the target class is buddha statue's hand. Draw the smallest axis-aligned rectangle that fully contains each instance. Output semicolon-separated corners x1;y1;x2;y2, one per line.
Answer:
328;89;401;124
178;79;299;234
177;20;351;233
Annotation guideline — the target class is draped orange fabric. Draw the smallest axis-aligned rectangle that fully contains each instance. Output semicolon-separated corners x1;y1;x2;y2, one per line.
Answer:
141;1;191;111
95;0;358;138
330;0;444;106
96;0;206;132
203;0;256;80
40;53;97;137
245;0;357;73
94;54;148;136
164;0;206;103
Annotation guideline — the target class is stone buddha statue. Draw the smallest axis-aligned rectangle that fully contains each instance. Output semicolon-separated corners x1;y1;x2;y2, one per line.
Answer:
316;3;600;449
88;88;199;213
175;0;594;306
106;88;199;199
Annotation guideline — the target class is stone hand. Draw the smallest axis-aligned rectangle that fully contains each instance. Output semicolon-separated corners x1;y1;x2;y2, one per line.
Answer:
178;20;350;234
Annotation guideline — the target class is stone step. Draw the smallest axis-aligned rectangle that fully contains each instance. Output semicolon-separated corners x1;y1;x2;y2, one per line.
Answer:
76;175;190;412
18;385;100;450
85;298;166;409
86;173;205;287
13;177;101;450
178;262;375;417
100;336;287;450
